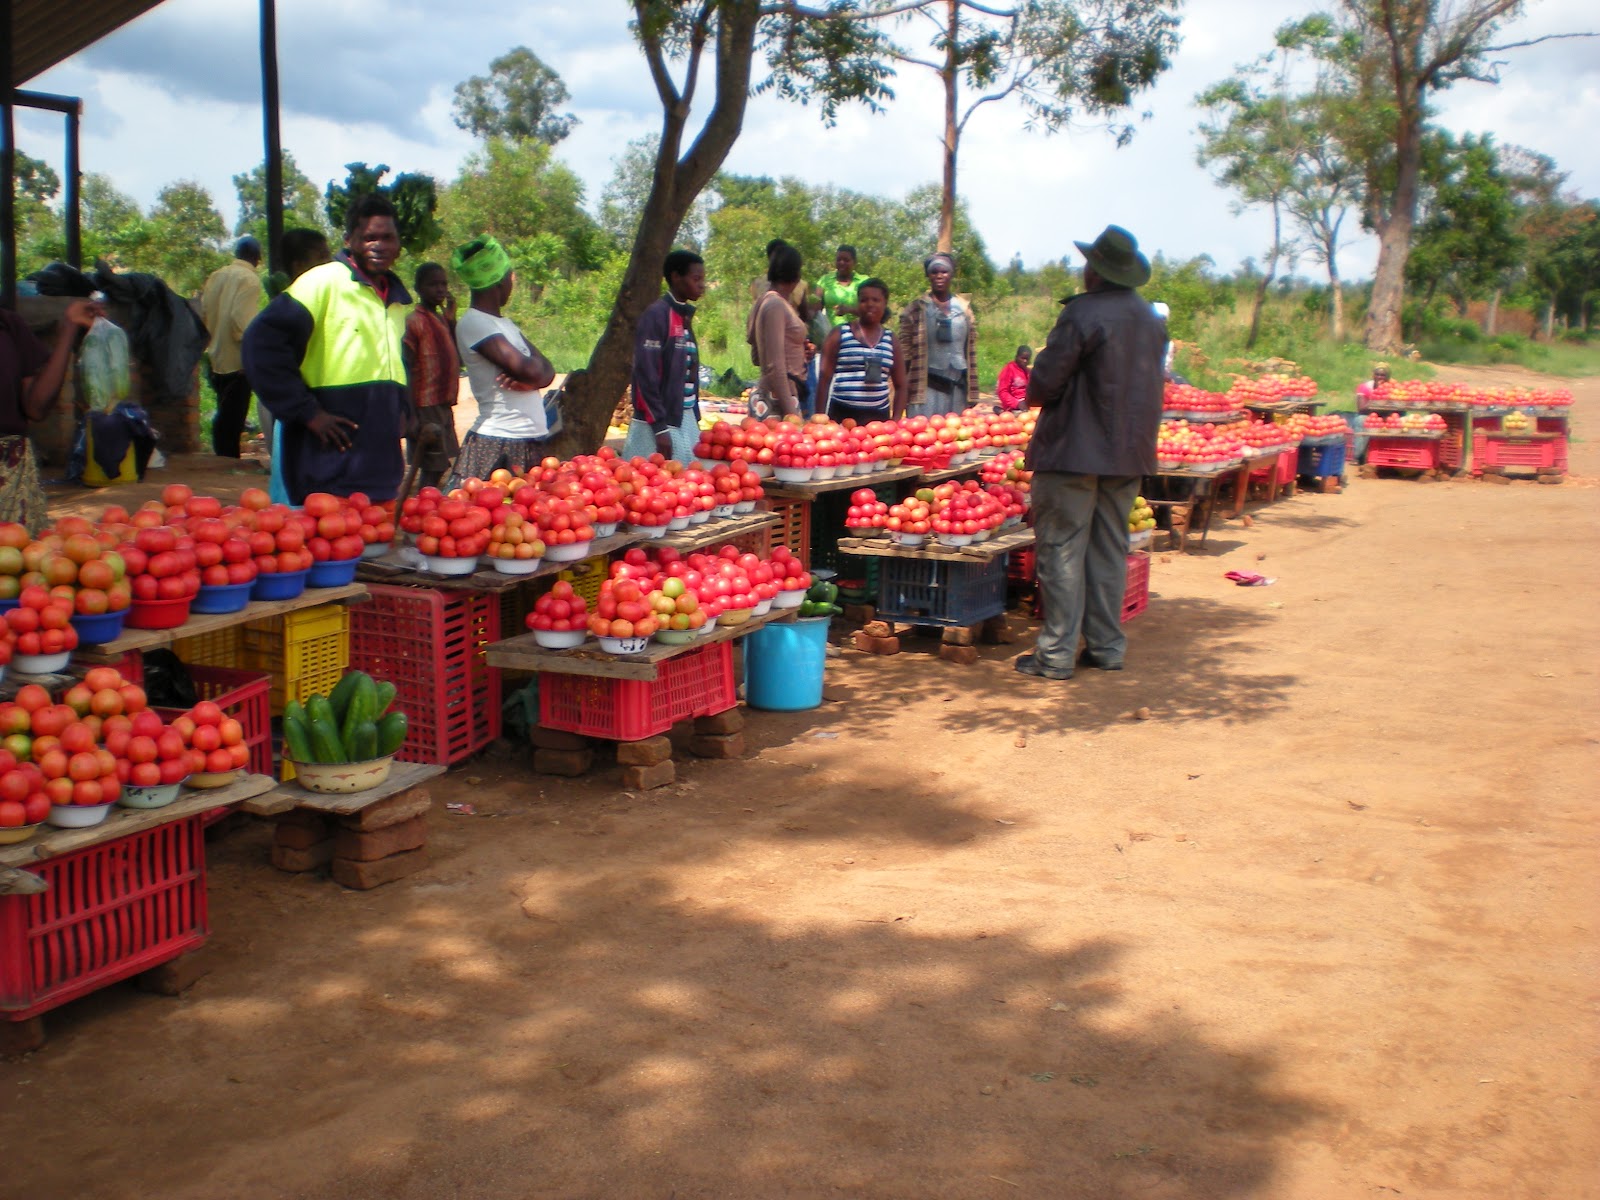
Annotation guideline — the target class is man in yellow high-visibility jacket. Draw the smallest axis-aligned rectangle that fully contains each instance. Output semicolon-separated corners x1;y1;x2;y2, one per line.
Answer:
243;194;412;503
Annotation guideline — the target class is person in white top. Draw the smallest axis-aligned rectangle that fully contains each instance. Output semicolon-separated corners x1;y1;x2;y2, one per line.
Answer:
447;234;556;487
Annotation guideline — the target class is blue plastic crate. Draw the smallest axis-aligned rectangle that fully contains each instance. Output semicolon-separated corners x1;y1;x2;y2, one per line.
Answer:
875;555;1007;627
1298;441;1347;478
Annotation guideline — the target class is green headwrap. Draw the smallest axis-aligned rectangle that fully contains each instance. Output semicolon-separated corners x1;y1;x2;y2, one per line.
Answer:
452;235;512;292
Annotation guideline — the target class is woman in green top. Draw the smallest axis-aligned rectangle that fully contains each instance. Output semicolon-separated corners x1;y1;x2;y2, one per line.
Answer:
817;245;863;328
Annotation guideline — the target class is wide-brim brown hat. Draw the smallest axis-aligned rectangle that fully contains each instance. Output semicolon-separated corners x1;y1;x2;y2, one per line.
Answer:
1073;224;1151;289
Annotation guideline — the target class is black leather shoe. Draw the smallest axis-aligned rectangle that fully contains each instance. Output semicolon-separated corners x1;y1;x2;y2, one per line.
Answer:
1014;653;1073;680
1077;653;1124;671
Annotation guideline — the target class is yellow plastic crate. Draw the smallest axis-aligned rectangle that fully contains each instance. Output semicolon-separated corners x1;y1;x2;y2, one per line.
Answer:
172;626;245;668
240;604;351;713
557;554;609;608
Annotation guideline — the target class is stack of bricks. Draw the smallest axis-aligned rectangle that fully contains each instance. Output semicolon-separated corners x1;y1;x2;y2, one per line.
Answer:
270;786;432;889
530;708;747;790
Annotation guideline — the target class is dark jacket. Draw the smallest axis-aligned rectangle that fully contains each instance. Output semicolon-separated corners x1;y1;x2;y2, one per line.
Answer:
242;253;412;503
1025;285;1166;477
632;294;698;434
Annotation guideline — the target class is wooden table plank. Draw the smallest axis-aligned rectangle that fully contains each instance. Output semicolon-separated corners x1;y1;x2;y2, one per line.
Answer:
486;607;797;681
916;462;985;485
834;526;1034;562
245;761;447;817
762;464;921;500
78;585;369;660
0;772;277;868
357;529;646;592
658;510;778;554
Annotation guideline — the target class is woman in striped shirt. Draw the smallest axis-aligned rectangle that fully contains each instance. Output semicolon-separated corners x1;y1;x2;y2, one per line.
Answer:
818;278;906;424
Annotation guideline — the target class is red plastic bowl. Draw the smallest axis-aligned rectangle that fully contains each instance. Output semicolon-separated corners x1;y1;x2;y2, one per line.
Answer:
127;596;193;630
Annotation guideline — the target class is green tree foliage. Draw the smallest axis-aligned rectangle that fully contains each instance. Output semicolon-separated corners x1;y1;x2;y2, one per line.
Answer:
429;137;609;290
323;163;441;258
600;136;713;251
232;151;332;246
78;173;152;269
1405;132;1520;314
868;0;1181;250
13;151;63;273
147;180;229;294
452;47;578;145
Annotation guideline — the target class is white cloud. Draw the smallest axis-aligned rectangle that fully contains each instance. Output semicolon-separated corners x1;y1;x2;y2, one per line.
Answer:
18;0;1598;281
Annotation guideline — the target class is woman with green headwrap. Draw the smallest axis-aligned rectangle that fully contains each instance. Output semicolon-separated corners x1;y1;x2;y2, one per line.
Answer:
448;235;557;487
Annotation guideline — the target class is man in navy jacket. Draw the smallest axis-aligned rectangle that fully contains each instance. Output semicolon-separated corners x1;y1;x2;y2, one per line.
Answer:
626;250;706;463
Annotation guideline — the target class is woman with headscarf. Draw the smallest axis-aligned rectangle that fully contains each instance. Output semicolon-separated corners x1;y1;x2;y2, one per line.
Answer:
447;235;556;487
898;252;978;415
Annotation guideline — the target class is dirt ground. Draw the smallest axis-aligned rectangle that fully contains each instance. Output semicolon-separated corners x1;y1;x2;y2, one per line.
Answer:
8;366;1599;1200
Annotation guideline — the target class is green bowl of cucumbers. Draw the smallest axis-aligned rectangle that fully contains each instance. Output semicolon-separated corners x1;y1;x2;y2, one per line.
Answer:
282;671;409;795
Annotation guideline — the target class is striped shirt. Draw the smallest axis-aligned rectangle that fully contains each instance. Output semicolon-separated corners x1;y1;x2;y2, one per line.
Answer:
829;323;895;414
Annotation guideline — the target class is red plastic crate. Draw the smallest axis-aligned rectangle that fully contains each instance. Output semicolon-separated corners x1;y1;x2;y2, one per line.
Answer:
1007;547;1036;584
540;641;735;741
1;816;208;1021
350;585;502;765
154;665;272;778
1030;553;1149;624
1122;552;1150;623
1366;437;1441;470
1474;433;1565;471
1439;412;1467;469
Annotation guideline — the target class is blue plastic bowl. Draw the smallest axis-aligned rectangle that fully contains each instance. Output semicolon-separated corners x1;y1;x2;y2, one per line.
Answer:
69;608;129;645
250;568;309;602
307;557;360;588
191;580;255;614
0;598;18;614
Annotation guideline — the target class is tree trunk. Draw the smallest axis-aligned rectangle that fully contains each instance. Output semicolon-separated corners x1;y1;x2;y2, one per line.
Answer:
551;4;759;456
937;0;959;254
1544;301;1555;339
1245;198;1282;351
1485;288;1500;335
1327;250;1343;341
1364;109;1423;353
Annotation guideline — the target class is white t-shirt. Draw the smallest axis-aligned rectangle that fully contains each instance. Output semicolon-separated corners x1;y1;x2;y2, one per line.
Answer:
456;308;548;440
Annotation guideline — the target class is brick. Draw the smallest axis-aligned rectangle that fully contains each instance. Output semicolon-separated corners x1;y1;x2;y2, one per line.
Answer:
274;817;332;850
272;839;336;873
136;949;213;996
842;604;875;624
1537;474;1563;485
862;621;893;638
616;735;673;766
689;732;746;759
941;624;978;646
530;726;592;751
334;815;428;863
980;616;1015;645
1480;471;1510;485
852;632;900;655
621;760;675;790
0;1017;45;1056
534;747;593;777
1319;477;1342;493
940;644;980;665
331;847;430;891
693;708;744;736
339;787;433;832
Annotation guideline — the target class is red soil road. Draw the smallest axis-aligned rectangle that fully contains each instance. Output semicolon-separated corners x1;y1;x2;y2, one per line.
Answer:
8;365;1599;1199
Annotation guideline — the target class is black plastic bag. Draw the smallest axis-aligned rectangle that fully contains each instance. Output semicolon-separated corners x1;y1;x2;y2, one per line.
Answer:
141;649;197;709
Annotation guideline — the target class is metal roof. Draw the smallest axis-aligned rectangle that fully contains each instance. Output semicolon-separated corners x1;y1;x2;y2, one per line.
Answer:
13;0;170;86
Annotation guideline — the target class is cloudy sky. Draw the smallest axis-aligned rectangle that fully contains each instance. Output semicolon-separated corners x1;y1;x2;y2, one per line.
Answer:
18;0;1599;281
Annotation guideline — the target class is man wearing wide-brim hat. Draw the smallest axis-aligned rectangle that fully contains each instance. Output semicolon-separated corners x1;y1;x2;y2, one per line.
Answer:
1017;225;1167;681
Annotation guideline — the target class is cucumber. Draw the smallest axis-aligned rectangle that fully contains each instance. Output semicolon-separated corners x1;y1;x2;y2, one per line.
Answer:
341;674;377;750
372;680;397;717
282;714;315;765
306;694;337;734
376;712;408;757
309;717;347;765
348;719;379;762
327;672;368;723
284;699;308;730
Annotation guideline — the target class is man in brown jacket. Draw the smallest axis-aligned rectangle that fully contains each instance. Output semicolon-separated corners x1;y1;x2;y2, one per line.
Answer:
1017;225;1166;680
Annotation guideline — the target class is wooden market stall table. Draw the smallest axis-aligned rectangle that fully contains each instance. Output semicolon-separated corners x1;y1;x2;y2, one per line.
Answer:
1;772;278;1051
761;463;922;502
355;530;646;593
659;509;778;554
487;605;796;681
1357;397;1470;471
75;583;369;663
1243;397;1322;416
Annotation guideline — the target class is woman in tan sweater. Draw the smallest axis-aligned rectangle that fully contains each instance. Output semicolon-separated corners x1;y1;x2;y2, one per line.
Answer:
747;243;808;418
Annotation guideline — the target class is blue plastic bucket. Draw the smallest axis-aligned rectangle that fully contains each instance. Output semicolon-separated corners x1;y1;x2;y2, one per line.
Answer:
250;568;309;602
307;557;360;588
745;616;830;711
69;608;129;644
191;581;254;614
